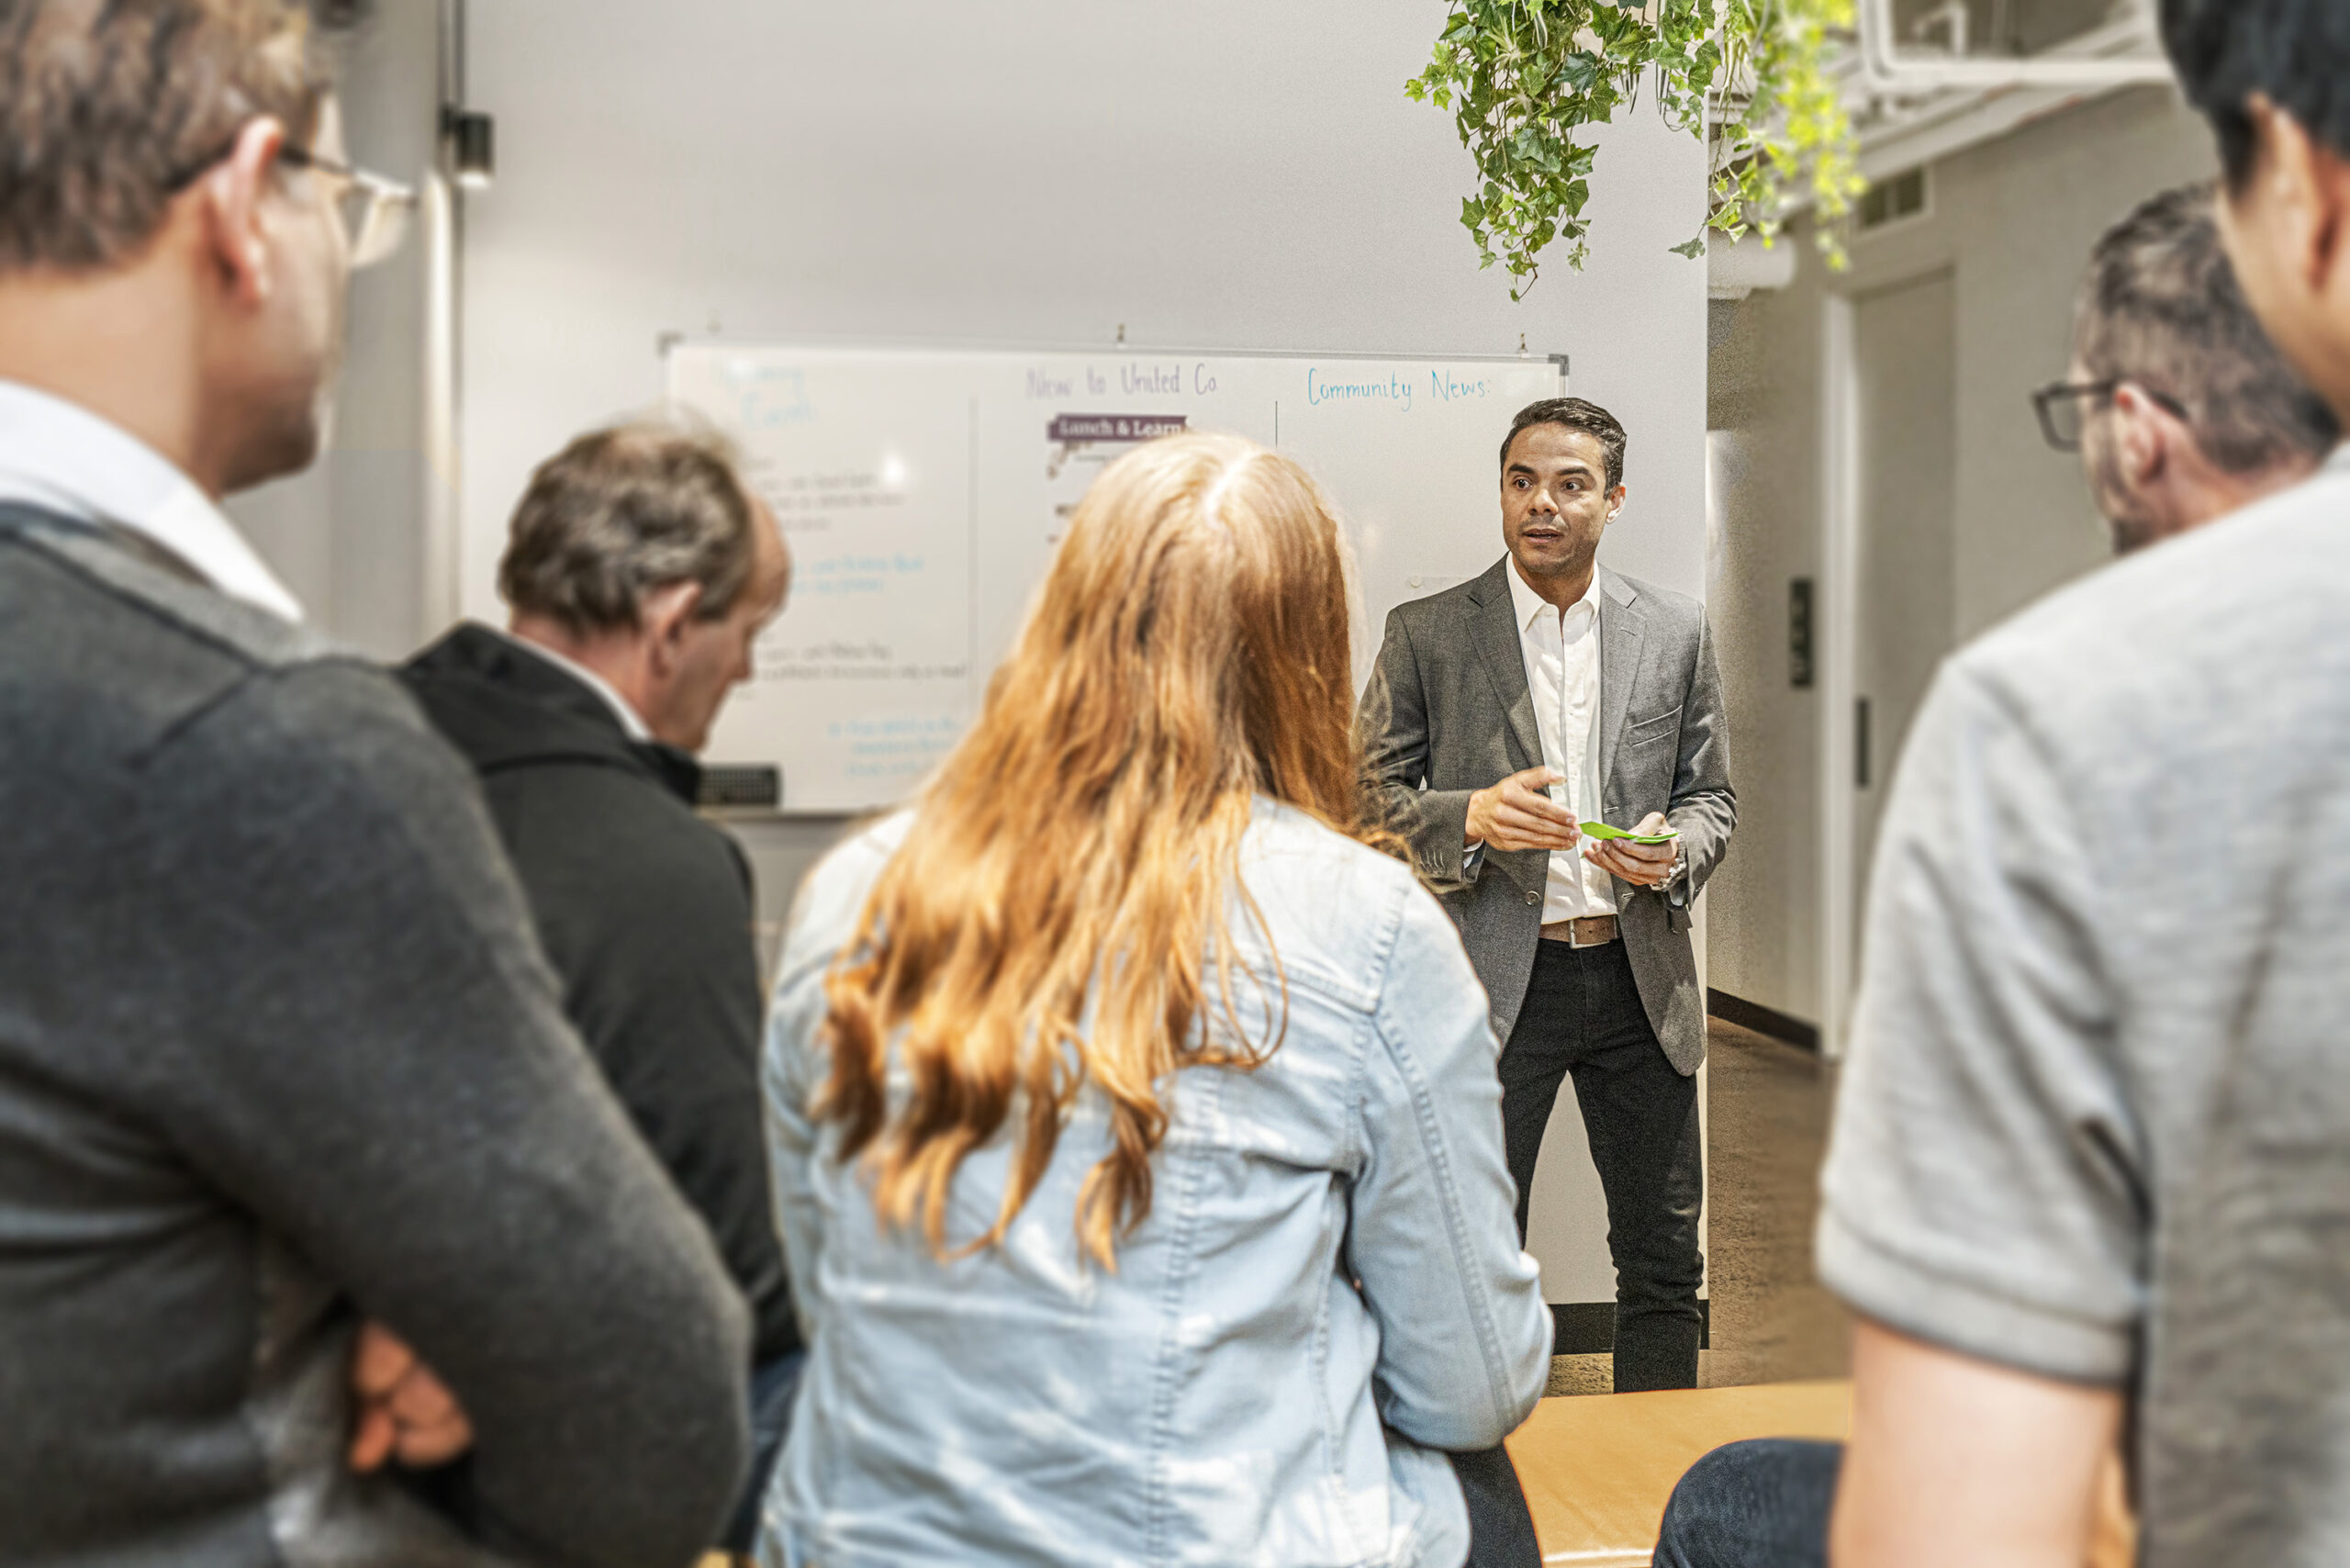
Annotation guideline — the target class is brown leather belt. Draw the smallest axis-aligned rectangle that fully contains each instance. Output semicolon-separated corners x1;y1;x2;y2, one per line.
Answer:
1540;914;1619;947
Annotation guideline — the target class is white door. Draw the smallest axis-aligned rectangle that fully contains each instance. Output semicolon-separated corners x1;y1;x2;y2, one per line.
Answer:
1820;270;1959;1053
1852;271;1958;947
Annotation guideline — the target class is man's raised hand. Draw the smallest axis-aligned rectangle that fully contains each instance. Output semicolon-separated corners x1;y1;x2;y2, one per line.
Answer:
1465;766;1581;854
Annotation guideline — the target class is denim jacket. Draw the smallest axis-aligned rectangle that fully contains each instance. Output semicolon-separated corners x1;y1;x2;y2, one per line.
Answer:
760;801;1550;1568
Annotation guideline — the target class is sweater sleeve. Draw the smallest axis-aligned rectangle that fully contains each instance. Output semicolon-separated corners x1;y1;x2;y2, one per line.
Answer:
129;662;749;1567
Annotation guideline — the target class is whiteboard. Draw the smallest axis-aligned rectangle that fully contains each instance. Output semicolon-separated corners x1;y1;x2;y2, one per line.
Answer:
666;345;1563;812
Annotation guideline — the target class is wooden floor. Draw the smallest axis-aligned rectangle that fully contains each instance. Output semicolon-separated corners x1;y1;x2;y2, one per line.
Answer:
1546;1019;1848;1397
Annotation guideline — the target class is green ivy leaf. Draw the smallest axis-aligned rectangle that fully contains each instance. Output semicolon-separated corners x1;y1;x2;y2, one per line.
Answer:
1407;0;1866;294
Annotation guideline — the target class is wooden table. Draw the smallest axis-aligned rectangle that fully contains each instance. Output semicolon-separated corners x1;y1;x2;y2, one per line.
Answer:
1506;1380;1852;1566
1505;1379;2134;1568
710;1377;2132;1566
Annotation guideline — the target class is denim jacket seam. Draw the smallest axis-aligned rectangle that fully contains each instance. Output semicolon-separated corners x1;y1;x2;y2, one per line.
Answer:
1142;1065;1220;1567
1312;866;1405;1567
1345;879;1412;1176
1227;937;1379;1015
1371;996;1516;1439
1307;1246;1360;1563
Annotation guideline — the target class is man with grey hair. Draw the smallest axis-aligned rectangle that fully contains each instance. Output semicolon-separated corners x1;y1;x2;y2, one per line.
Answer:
2036;181;2336;554
400;416;794;1552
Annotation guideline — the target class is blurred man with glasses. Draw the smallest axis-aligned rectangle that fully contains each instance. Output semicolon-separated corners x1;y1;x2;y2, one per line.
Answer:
0;5;749;1565
2032;183;2335;555
1647;183;2337;1568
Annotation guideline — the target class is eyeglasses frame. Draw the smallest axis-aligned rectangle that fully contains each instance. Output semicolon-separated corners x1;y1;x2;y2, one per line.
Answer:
163;129;417;271
2031;378;2191;453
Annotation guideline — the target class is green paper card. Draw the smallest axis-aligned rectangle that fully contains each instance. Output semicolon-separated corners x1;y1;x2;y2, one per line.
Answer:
1581;821;1680;845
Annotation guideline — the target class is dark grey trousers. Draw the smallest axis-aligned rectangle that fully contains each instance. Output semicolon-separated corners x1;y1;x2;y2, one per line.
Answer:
1449;937;1709;1568
1502;935;1706;1391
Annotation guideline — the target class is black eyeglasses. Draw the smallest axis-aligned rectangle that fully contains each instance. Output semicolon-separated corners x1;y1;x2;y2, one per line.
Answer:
164;135;415;270
2031;379;2190;452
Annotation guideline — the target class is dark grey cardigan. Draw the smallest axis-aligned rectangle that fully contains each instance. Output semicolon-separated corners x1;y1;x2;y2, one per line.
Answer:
0;507;748;1567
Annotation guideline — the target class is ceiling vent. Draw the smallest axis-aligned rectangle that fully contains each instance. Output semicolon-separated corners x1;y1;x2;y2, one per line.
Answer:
1858;0;2171;92
1896;0;2127;58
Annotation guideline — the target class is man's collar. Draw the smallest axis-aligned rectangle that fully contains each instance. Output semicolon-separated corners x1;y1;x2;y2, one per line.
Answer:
491;625;657;743
1505;554;1605;630
0;379;304;622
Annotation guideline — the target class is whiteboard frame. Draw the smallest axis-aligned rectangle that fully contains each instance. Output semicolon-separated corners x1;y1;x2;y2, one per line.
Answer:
666;338;1568;819
656;330;1569;379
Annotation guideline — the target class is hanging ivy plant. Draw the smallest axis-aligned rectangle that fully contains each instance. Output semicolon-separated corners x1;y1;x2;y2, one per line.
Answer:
1709;1;1867;264
1404;0;1866;298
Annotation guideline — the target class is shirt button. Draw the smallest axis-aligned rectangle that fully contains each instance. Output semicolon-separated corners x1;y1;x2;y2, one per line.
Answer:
1525;890;1540;906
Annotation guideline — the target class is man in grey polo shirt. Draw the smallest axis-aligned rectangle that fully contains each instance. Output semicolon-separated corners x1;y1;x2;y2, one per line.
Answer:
0;5;748;1564
1651;9;2350;1568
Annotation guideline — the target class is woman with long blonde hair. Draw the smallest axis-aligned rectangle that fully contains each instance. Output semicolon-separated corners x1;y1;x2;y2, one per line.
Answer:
760;431;1549;1567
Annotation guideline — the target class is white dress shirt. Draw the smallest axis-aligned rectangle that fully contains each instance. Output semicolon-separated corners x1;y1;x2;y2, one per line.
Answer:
0;379;305;622
494;626;656;743
1505;559;1617;922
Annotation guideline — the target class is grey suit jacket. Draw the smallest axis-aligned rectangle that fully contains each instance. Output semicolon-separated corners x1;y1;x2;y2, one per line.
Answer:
1361;557;1735;1074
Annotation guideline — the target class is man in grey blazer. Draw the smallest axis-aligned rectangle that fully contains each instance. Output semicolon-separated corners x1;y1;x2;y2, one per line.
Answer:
1364;397;1735;1398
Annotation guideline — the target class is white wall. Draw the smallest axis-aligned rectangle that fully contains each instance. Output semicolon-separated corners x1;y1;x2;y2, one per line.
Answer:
456;0;1710;904
228;3;449;659
454;1;1708;1313
1705;84;2219;1025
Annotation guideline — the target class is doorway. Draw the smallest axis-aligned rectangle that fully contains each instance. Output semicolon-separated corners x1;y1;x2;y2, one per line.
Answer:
1852;271;1958;912
1819;270;1958;1052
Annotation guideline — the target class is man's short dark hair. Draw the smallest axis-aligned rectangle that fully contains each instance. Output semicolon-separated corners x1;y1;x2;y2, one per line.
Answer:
498;417;762;638
2162;0;2350;190
0;1;370;274
1500;398;1628;489
2077;184;2339;474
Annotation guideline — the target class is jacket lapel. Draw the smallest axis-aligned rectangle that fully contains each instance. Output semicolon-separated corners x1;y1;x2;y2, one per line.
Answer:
1466;558;1542;770
1596;568;1646;788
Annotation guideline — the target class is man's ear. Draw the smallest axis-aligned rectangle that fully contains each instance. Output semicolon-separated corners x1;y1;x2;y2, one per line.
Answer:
2314;132;2350;308
196;118;290;311
1606;484;1628;521
2109;386;2171;487
2246;94;2346;297
640;579;707;673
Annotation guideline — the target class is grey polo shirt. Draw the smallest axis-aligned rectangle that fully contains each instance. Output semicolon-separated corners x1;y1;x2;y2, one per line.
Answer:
1818;447;2350;1568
